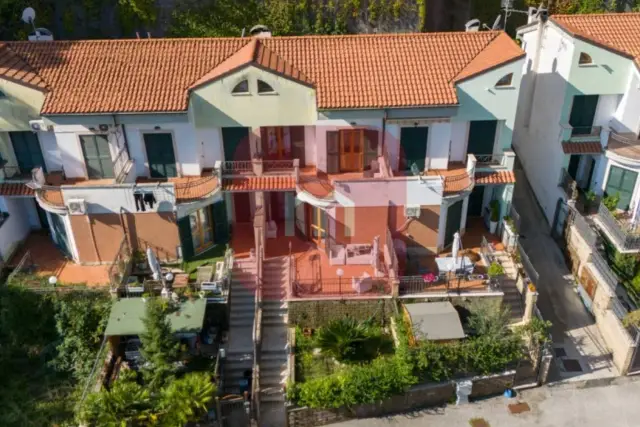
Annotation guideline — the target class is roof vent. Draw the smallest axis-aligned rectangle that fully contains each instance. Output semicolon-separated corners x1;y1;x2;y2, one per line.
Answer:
28;27;53;41
249;24;271;38
464;19;480;32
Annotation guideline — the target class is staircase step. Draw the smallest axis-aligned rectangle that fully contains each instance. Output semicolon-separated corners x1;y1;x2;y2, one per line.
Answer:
230;318;254;327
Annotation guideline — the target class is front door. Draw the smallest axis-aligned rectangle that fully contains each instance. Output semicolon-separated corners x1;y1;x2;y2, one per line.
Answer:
144;133;177;178
339;129;364;172
399;127;429;172
444;200;463;248
233;192;251;223
308;205;327;247
467;120;497;156
269;192;285;223
567;155;580;180
468;186;485;217
49;213;71;258
10;131;46;173
569;95;599;136
80;134;114;179
222;127;251;162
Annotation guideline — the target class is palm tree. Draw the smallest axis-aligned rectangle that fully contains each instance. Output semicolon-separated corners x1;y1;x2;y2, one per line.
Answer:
315;318;387;363
158;372;215;426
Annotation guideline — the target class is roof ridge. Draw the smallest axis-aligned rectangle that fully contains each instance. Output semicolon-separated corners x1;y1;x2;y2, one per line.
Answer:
552;12;640;18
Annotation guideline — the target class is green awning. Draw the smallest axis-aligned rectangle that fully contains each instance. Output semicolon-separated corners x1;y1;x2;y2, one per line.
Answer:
105;298;207;336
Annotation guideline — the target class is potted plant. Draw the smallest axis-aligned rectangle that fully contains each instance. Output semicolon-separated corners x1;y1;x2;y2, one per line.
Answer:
132;250;147;271
489;200;500;234
487;261;505;278
584;190;597;212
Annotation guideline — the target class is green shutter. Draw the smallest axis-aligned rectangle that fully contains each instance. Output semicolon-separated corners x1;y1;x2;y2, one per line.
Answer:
178;216;194;261
399;127;429;171
467;121;497;156
569;95;599;136
605;166;638;211
10;131;46;173
212;200;229;244
144;133;177;178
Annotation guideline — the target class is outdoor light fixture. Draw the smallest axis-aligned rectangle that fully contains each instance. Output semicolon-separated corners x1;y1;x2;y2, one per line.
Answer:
48;276;57;286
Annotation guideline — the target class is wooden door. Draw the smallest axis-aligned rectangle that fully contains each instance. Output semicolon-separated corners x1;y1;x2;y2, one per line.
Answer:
262;127;292;160
339;129;364;172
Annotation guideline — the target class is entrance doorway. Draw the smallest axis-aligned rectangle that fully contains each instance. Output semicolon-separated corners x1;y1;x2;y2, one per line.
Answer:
307;205;327;247
468;186;485;217
268;192;286;223
233;193;251;223
444;200;463;247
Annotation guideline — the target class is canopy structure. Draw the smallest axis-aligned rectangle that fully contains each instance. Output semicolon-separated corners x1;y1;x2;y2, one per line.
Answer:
105;298;206;336
404;302;465;341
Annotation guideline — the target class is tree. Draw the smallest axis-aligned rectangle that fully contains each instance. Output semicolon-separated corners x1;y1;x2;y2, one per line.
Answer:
139;298;182;390
158;372;216;426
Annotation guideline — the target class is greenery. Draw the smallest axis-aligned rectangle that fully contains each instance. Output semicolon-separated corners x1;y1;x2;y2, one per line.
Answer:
466;300;511;338
516;317;552;349
487;261;505;278
623;309;640;328
315;318;394;363
80;369;215;426
139;298;183;390
603;193;621;212
489;200;500;222
0;283;111;426
180;244;226;281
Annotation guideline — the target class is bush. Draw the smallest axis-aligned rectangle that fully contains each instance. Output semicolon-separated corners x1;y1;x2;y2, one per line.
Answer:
603;193;620;212
487;262;505;277
613;252;638;280
315;318;393;363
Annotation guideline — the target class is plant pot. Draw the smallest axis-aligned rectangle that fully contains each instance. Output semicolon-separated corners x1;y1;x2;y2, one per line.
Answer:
489;220;498;234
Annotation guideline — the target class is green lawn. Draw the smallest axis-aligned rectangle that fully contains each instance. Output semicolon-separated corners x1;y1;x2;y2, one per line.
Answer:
181;245;226;281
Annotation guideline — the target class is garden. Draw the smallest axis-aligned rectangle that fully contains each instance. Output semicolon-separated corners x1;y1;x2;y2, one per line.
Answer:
288;301;550;410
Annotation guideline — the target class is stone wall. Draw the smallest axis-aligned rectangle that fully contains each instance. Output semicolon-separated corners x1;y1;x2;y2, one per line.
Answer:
287;371;514;427
287;298;396;328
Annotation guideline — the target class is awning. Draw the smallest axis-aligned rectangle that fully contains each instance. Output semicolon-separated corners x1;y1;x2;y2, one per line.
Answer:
105;298;206;336
405;301;465;340
175;192;223;219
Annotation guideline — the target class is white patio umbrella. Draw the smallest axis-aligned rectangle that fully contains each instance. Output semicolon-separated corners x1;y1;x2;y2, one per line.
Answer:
452;232;462;272
146;247;162;282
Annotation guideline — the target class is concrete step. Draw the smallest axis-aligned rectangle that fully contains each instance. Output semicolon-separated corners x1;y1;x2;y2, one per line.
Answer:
263;301;288;310
229;302;254;311
260;387;285;402
229;317;254;327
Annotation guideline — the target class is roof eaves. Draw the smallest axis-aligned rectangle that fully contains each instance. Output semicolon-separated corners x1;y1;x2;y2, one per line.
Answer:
453;53;525;84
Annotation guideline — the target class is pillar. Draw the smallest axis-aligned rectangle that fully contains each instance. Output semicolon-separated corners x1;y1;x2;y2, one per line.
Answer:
523;283;539;323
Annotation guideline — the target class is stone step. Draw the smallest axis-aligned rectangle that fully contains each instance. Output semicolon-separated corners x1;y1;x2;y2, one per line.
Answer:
260;373;287;387
230;302;255;311
263;301;288;309
260;387;285;402
229;317;254;327
260;358;288;371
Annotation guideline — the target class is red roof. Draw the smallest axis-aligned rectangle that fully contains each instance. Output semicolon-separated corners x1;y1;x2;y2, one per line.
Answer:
561;141;603;154
475;171;516;185
0;183;34;197
1;32;523;114
222;176;296;191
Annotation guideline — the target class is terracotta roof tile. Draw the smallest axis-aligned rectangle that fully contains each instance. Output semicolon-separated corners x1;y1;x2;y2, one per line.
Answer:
0;182;35;197
562;141;603;154
443;172;472;194
552;13;640;66
222;176;296;191
475;171;516;185
2;32;523;114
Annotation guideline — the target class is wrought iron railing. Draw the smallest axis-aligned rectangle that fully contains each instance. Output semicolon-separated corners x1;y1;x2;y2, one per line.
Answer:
588;250;619;293
509;203;521;232
292;277;391;298
559;168;578;201
596;202;640;251
517;241;539;286
475;154;505;167
561;123;602;139
173;175;218;203
221;160;254;174
398;272;493;295
572;208;598;247
251;237;263;423
442;171;473;194
263;159;295;172
7;250;33;283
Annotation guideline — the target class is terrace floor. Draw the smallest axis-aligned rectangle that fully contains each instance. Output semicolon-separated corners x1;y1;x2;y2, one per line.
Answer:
8;232;111;286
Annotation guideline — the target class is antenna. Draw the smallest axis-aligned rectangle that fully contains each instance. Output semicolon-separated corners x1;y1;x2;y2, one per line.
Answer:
464;19;481;32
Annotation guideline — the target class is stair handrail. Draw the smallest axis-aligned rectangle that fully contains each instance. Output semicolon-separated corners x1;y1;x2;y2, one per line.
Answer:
251;237;263;423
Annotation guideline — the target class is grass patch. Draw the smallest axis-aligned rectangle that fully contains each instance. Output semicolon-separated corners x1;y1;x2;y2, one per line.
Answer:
181;245;226;281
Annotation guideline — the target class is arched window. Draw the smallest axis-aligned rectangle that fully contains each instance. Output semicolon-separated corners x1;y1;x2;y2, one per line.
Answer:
495;73;513;87
232;80;249;94
579;52;593;65
257;79;275;94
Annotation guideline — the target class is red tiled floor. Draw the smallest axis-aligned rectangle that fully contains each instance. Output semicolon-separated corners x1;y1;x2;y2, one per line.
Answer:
9;233;111;286
230;223;255;258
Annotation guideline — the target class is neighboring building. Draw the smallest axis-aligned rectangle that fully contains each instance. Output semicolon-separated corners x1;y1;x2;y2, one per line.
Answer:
515;12;640;253
0;31;523;268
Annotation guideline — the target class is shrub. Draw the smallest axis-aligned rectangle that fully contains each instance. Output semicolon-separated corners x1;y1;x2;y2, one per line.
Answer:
490;200;500;222
466;300;511;338
487;262;505;277
603;193;620;212
315;318;392;363
613;252;638;280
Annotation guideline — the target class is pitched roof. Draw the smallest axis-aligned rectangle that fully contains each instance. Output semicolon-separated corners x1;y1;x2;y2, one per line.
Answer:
561;141;603;154
1;32;523;114
475;171;516;185
0;182;35;197
551;13;640;66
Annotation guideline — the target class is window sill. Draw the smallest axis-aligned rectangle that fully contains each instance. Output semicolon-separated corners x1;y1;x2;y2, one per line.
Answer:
231;92;251;97
258;92;279;96
578;63;598;68
493;85;516;91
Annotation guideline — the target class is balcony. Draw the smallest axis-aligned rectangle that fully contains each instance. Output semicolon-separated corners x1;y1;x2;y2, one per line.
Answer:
473;150;516;172
217;159;300;193
607;130;640;162
426;162;472;195
594;202;640;253
136;170;218;204
559;167;578;201
561;123;602;142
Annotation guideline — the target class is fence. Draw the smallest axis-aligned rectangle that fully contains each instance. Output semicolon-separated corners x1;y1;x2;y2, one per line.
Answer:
292;277;392;298
6;250;33;284
77;337;110;411
398;272;495;295
517;241;539;286
509;203;521;232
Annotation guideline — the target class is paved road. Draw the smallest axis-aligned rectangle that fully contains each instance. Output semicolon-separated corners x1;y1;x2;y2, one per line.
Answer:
512;161;616;381
334;377;640;427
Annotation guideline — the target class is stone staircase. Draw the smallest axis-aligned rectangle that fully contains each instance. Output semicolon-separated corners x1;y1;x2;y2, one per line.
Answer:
225;258;257;395
258;256;290;427
495;251;525;322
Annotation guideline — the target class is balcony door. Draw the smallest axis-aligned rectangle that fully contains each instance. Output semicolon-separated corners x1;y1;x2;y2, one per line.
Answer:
80;134;114;179
189;207;214;254
444;199;463;248
144;133;177;178
399;127;428;172
339;129;364;172
569;95;599;136
605;165;638;211
467;120;497;156
307;205;327;247
222;127;251;162
10;131;46;173
261;127;292;160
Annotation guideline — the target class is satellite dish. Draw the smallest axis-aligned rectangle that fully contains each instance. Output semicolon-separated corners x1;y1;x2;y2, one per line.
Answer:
491;15;502;30
465;19;481;32
21;7;36;24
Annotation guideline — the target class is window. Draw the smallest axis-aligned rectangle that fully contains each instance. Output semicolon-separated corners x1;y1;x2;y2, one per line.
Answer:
189;207;214;254
80;134;114;179
232;80;249;94
495;73;513;87
257;79;275;94
605;165;638;211
579;52;593;65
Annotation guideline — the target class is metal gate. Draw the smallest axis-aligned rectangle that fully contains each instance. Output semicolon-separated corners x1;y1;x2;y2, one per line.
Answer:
219;396;251;427
551;198;572;241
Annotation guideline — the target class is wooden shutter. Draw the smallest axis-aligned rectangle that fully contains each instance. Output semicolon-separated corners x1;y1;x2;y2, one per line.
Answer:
178;216;194;261
326;131;339;173
290;126;306;166
363;129;379;170
212;200;230;244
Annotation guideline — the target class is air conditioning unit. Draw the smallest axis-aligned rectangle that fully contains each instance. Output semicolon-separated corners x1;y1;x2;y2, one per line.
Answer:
404;205;421;219
29;119;46;132
67;199;87;215
98;124;110;132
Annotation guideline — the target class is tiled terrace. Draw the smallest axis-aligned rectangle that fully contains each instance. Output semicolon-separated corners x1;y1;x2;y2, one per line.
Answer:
425;162;472;194
8;233;111;286
136;170;218;203
607;131;640;161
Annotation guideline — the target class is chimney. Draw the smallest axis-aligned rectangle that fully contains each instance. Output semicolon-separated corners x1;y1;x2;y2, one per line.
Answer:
249;24;272;38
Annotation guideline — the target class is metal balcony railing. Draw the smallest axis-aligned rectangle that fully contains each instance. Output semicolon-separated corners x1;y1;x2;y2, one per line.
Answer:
113;147;132;183
475;154;505;167
596;202;640;251
559;168;578;201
